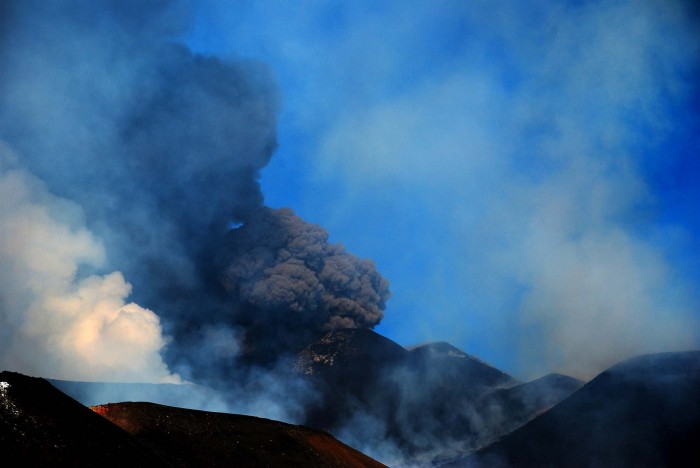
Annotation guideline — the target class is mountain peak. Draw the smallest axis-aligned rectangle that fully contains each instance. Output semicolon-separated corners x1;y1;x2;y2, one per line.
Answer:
408;341;469;357
294;328;406;375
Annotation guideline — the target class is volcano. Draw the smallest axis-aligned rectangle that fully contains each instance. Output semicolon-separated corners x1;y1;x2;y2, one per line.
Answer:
0;371;168;466
294;329;581;463
0;370;385;467
40;328;584;464
92;402;384;467
456;351;700;467
5;336;697;467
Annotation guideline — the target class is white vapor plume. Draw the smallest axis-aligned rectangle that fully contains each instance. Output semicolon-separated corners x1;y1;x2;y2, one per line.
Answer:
0;144;179;383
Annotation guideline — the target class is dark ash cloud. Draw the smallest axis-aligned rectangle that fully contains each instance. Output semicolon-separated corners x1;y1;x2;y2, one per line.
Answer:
0;0;390;385
220;207;390;361
0;0;277;308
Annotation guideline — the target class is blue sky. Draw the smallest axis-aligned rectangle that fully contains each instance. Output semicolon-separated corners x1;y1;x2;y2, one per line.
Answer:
184;0;700;379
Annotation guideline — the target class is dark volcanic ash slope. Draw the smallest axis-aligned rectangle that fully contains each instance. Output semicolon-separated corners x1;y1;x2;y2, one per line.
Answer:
0;371;168;466
295;329;580;463
2;370;385;467
459;351;700;468
430;373;584;465
92;402;385;468
474;373;584;441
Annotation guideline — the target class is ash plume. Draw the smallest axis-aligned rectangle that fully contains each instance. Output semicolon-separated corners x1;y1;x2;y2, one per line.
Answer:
0;0;269;380
220;207;390;360
0;0;277;334
0;0;390;383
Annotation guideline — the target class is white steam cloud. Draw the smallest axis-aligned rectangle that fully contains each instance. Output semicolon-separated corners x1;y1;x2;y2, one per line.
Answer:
0;144;178;383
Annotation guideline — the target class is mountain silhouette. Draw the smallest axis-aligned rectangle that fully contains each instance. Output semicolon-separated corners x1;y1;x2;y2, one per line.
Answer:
456;351;700;467
0;370;384;467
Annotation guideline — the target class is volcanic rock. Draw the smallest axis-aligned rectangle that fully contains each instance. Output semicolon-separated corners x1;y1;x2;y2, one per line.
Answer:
429;373;584;465
294;328;406;376
457;351;700;467
0;371;168;466
477;373;584;437
295;329;581;464
92;401;385;468
1;370;385;467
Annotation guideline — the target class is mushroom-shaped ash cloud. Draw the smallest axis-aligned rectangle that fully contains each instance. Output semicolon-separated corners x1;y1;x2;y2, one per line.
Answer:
220;207;390;360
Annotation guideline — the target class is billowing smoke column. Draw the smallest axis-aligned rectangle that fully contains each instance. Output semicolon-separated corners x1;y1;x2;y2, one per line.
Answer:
0;0;276;319
0;0;389;383
221;207;390;360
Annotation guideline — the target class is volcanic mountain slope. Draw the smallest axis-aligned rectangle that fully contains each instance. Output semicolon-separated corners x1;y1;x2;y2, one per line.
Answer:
295;329;580;462
1;370;385;467
34;328;584;466
457;351;700;468
92;401;385;468
407;341;517;393
475;373;584;439
295;327;408;376
430;373;584;465
0;371;169;466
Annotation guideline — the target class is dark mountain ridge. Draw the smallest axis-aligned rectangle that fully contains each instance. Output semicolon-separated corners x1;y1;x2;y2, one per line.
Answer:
92;401;385;467
41;328;584;465
431;373;585;464
4;330;698;468
0;371;169;466
0;370;385;467
457;351;700;467
294;328;578;463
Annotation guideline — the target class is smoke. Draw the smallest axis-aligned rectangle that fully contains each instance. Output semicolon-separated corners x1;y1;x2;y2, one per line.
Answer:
0;0;277;337
0;0;389;386
0;144;177;383
209;0;700;380
220;207;390;360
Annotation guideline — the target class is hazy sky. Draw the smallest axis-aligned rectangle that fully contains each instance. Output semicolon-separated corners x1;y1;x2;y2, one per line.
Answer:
184;0;700;379
4;1;696;383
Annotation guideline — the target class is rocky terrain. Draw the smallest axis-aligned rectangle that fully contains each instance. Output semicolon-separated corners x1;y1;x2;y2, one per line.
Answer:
452;351;700;467
0;371;168;466
92;402;384;467
0;371;384;467
47;328;585;465
4;342;699;467
294;329;580;463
